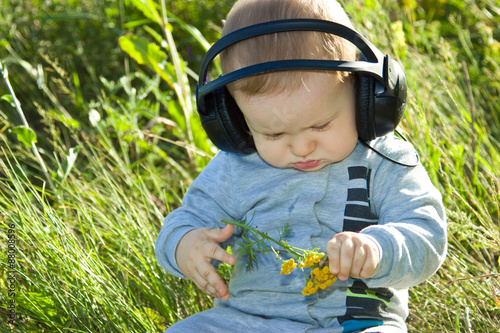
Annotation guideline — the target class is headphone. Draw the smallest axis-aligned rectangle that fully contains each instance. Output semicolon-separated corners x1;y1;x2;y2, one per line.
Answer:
196;19;408;155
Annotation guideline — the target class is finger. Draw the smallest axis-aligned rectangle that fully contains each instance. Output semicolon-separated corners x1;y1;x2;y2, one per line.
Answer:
190;262;218;295
348;244;366;279
207;225;235;265
327;236;342;275
204;240;235;266
196;263;229;300
209;224;234;243
359;246;378;279
338;237;356;281
190;243;231;296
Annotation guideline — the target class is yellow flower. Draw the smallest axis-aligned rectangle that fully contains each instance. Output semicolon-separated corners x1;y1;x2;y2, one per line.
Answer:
299;253;325;268
301;288;311;296
302;282;319;296
313;253;325;264
299;255;314;268
280;258;297;275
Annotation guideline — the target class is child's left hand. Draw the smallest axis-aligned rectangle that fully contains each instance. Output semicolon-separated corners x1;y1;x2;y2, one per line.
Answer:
326;232;380;281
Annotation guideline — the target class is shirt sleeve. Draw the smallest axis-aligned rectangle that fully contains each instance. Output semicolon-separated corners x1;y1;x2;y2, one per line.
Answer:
155;152;240;278
361;160;447;289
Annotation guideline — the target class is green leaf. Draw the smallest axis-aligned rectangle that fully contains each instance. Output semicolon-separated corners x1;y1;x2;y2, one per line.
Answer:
49;110;80;129
167;11;214;54
1;94;13;104
143;25;164;46
118;34;174;87
128;0;162;25
119;35;166;65
123;18;151;29
11;126;37;148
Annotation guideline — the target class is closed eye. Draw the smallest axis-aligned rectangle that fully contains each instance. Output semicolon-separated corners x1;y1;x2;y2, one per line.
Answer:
312;121;332;132
265;133;284;140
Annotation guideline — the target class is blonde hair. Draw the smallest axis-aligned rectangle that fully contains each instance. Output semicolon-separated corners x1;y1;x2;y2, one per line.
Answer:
220;0;357;96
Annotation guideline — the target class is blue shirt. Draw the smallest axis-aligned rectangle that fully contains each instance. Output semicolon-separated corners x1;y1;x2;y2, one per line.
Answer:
156;137;447;332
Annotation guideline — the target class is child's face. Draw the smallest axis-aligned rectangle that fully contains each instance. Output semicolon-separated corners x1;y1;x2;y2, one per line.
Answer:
233;72;358;171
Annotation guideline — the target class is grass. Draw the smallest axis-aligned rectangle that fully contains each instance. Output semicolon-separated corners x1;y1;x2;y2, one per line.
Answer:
1;0;499;331
1;125;215;332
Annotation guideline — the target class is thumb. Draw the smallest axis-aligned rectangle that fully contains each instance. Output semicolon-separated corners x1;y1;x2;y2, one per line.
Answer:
210;223;234;243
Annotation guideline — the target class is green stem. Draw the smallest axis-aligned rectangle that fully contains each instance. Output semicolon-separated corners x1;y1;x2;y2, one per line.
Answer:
160;0;195;167
0;62;57;196
221;219;302;258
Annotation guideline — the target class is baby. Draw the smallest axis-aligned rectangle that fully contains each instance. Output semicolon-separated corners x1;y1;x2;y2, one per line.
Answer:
156;0;447;332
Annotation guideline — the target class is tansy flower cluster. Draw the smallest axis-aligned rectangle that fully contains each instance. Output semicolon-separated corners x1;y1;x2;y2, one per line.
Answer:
299;253;324;268
279;252;336;296
280;258;297;275
222;218;338;297
302;266;337;296
280;253;324;275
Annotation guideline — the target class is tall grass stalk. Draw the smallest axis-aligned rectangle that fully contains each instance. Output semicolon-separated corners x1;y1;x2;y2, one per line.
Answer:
0;62;56;194
158;0;195;166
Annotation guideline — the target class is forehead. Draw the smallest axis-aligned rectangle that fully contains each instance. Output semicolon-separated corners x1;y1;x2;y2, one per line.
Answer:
233;72;352;131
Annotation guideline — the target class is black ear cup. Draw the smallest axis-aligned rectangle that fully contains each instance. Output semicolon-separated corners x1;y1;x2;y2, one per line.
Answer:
356;73;376;141
386;58;407;128
199;86;256;154
356;55;407;141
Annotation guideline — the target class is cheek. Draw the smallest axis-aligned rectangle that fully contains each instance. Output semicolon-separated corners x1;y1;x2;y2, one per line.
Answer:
339;110;358;139
322;117;358;156
254;139;286;167
337;124;358;148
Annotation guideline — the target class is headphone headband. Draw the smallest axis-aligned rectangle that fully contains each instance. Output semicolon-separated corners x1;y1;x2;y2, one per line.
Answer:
198;59;384;109
197;19;388;112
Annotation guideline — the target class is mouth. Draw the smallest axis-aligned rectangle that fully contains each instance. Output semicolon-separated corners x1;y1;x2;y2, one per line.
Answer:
292;160;322;170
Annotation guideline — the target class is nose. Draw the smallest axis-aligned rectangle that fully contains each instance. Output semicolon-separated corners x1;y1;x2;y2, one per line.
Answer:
290;136;316;157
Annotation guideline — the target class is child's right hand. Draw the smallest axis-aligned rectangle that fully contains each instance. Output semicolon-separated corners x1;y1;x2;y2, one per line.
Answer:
175;224;235;301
